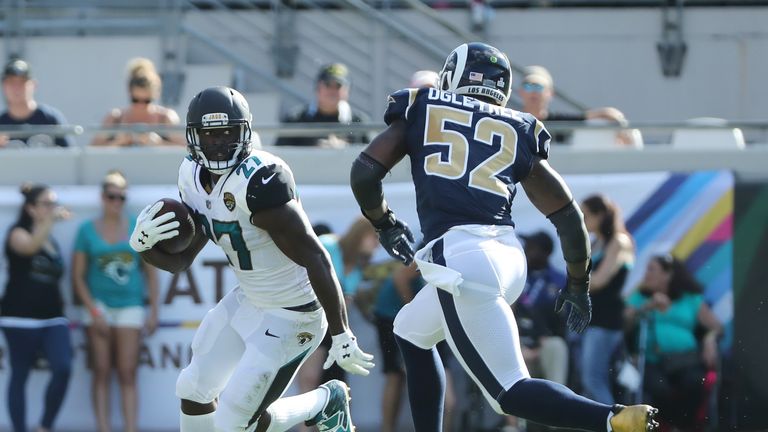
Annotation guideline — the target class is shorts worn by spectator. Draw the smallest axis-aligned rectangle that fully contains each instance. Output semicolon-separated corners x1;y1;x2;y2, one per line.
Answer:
0;59;73;148
275;63;369;148
71;170;159;432
91;58;183;147
519;65;633;146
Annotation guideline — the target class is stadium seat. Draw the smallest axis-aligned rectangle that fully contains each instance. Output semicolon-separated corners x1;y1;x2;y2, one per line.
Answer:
671;117;745;149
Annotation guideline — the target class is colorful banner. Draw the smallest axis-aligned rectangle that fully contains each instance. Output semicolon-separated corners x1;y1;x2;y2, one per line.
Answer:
0;171;735;431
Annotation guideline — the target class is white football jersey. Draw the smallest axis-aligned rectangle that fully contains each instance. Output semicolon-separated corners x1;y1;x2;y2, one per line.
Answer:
178;149;316;308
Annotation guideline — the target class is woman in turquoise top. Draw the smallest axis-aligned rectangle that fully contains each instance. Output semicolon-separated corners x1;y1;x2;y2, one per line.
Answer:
72;170;158;432
296;218;378;432
625;254;721;429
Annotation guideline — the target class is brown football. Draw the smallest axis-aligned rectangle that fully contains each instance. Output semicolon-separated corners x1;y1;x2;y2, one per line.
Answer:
154;198;195;254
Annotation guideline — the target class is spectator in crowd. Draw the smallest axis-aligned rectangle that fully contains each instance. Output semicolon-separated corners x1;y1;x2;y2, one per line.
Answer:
296;217;378;431
71;170;159;432
579;194;634;405
409;70;439;89
311;222;333;237
374;259;457;432
518;66;634;145
505;231;568;432
625;254;722;430
91;58;182;147
0;59;73;148
0;183;73;432
275;63;369;148
517;231;569;381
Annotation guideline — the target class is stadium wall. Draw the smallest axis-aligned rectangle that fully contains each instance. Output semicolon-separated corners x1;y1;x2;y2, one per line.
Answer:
0;170;764;431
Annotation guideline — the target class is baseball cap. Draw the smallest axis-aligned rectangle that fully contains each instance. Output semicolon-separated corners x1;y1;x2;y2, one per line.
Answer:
317;63;349;86
3;59;31;80
520;230;554;255
522;65;553;89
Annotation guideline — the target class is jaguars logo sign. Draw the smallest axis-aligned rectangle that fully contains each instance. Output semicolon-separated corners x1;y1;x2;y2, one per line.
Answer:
297;332;314;346
223;192;236;211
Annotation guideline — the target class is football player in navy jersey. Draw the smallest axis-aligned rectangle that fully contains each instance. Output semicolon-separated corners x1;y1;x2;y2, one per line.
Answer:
350;43;658;432
128;87;373;432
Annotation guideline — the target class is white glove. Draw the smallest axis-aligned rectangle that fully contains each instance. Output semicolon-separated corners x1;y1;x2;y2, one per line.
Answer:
129;202;180;252
323;330;375;376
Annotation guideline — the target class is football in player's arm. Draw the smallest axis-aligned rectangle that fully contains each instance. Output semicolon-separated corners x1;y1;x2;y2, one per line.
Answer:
131;124;370;376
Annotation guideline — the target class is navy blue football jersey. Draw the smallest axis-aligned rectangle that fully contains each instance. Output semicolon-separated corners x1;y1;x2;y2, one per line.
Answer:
384;87;551;242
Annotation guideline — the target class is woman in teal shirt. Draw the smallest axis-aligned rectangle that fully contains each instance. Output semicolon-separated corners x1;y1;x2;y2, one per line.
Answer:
295;217;378;432
72;171;158;432
625;254;721;429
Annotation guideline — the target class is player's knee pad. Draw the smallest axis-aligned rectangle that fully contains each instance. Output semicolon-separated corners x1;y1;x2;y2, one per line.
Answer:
213;397;256;432
176;363;215;404
192;303;231;356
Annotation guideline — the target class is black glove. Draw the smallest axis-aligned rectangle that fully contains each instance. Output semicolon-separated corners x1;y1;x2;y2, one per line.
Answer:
555;269;592;334
370;209;415;265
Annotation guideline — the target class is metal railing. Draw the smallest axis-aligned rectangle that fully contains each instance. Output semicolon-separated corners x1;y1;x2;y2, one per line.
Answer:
1;121;767;141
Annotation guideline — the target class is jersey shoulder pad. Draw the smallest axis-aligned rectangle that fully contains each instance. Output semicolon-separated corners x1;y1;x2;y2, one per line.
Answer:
519;112;551;160
384;87;428;125
245;161;296;213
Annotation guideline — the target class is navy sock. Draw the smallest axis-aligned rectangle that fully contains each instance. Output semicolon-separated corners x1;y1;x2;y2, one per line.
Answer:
498;378;612;432
395;335;445;432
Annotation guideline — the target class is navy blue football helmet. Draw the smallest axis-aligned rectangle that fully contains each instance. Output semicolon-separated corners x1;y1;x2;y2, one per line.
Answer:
438;42;512;106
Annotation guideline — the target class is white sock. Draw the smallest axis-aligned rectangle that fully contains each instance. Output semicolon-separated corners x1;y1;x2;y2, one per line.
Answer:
180;411;216;432
264;387;329;432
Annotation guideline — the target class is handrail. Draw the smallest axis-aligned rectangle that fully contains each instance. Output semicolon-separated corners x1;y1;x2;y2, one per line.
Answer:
334;0;448;62
2;121;768;140
394;0;588;112
179;24;311;105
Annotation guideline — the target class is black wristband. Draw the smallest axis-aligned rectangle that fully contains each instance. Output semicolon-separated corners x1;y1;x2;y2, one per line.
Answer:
367;208;397;231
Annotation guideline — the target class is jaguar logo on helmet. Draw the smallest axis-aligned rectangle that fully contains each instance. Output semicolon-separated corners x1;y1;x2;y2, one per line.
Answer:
438;42;512;107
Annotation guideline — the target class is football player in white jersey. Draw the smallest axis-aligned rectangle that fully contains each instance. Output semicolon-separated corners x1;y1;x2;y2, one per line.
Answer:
129;86;373;432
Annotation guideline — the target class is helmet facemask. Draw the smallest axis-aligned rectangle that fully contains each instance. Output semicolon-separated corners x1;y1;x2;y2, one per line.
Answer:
187;123;251;175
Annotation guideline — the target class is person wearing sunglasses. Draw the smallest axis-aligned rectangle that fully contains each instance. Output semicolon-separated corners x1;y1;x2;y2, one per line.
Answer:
91;57;183;147
71;170;159;432
0;183;72;432
519;65;631;145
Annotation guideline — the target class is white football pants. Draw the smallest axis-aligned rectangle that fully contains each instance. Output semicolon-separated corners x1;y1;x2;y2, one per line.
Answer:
176;287;326;431
394;225;531;414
